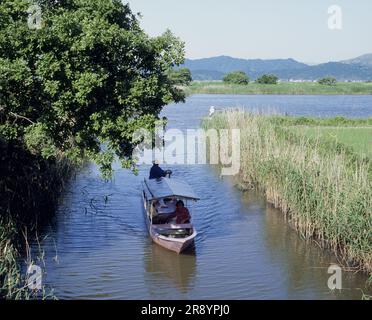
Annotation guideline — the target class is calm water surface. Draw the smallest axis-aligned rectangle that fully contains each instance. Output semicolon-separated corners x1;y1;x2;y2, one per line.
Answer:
30;95;372;299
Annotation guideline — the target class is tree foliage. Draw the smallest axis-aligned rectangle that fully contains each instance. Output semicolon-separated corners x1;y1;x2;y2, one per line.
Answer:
256;74;279;84
318;77;337;86
168;68;192;86
223;71;249;85
0;0;186;177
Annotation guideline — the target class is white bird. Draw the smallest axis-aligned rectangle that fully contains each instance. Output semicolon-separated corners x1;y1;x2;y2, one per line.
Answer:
209;106;215;117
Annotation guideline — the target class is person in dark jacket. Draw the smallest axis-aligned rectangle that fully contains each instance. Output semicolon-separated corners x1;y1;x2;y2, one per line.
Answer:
149;160;167;180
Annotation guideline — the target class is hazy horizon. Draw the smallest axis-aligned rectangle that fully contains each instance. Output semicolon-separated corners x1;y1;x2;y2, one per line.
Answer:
182;53;371;64
127;0;372;64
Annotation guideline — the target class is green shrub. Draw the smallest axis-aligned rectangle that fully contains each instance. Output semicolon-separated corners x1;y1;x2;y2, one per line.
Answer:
223;71;250;85
256;74;279;84
318;77;337;86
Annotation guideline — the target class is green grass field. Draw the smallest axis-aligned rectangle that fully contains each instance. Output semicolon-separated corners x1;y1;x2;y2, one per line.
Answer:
185;81;372;95
291;126;372;158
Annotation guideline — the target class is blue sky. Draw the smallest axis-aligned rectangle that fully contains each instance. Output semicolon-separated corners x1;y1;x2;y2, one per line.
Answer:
127;0;372;63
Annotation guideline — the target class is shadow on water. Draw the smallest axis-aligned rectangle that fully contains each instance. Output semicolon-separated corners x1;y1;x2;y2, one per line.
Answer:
241;190;371;299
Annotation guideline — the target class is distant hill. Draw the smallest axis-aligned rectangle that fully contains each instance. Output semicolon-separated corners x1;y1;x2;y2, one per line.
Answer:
183;54;372;81
342;54;372;68
183;56;307;80
189;69;225;81
274;62;372;81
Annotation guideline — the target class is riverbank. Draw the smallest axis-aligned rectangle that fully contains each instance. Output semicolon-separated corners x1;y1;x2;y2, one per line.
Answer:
203;112;372;274
0;139;74;299
186;81;372;95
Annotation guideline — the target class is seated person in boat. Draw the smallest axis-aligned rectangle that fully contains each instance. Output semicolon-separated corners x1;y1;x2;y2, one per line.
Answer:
152;198;176;224
166;200;191;224
149;160;172;180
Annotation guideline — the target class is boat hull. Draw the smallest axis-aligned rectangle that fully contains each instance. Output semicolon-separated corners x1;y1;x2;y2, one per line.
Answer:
151;231;195;254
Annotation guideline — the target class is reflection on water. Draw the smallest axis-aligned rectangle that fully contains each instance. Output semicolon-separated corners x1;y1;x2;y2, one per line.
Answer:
28;95;372;299
145;244;196;294
262;201;369;299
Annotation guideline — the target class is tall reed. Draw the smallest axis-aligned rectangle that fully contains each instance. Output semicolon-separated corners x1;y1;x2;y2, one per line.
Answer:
0;219;55;299
0;139;73;299
203;111;372;273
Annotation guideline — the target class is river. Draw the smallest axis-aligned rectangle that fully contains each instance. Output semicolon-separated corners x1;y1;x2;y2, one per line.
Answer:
30;94;372;299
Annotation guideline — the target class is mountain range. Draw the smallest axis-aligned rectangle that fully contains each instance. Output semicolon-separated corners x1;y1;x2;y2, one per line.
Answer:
182;54;372;81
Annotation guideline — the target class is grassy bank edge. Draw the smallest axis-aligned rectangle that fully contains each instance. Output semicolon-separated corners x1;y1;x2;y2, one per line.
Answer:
185;81;372;95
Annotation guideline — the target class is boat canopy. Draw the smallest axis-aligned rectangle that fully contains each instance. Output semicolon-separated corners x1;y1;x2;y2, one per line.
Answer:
143;178;200;201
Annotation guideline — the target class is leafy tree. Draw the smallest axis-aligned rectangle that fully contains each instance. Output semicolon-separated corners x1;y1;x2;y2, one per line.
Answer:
223;71;249;85
256;74;279;84
168;68;192;85
0;0;186;178
318;77;337;86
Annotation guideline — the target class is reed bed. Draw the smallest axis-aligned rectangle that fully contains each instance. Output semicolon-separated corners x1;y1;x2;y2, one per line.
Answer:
0;139;73;299
203;111;372;273
0;219;55;299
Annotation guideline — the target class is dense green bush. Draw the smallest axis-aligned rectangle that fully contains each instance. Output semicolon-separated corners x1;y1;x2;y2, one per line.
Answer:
318;77;337;85
223;71;250;85
256;74;279;84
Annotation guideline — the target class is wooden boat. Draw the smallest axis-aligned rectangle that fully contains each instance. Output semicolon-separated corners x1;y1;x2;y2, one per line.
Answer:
141;177;199;254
